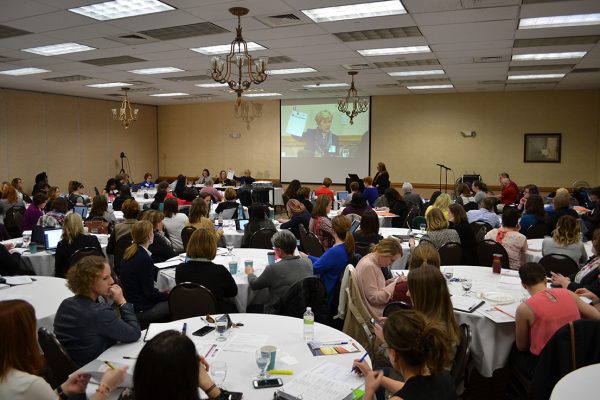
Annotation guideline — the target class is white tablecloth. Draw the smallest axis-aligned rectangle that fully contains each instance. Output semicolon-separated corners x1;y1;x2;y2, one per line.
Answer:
551;363;600;400
0;276;72;332
524;238;594;264
93;313;369;400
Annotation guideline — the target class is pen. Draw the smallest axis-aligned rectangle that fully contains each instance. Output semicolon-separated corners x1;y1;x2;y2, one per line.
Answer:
351;352;368;372
182;323;187;335
320;341;349;345
122;356;137;360
104;361;115;370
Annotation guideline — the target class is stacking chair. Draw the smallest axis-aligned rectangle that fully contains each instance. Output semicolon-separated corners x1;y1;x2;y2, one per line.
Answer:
354;242;371;257
275;276;330;325
168;282;217;320
68;246;105;267
404;204;420;229
299;224;324;257
539;253;579;277
113;234;132;275
5;206;25;238
383;301;412;317
411;215;426;229
476;239;509;268
470;221;493;241
248;228;277;249
439;242;463;266
37;328;77;388
181;226;196;252
451;324;472;392
526;223;548;239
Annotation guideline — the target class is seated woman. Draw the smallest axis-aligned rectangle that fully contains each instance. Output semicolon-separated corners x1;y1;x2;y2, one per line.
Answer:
173;175;187;199
106;199;140;256
425;192;451;220
112;186;132;212
393;242;440;303
54;256;141;367
103;178;119;202
545;194;578;235
0;299;127;400
279;199;310;240
245;230;313;313
179;187;198;207
242;204;276;248
551;229;600;293
162;198;189;254
150;188;167;211
38;197;68;227
54;213;102;278
448;203;477;265
187;198;223;241
0;185;25;224
175;228;238;313
198;191;212;210
485;207;528;270
353;209;383;245
119;220;170;326
421;208;461;250
362;176;379;208
199;177;222;203
519;195;546;234
140;172;155;189
195;168;210;185
382;188;409;228
44;185;61;212
342;193;371;218
215;187;240;219
304;215;354;303
454;183;476;210
353;309;456;400
516;184;540;213
87;194;117;226
355;237;403;318
234;169;255;186
542;215;587;266
309;195;334;249
22;193;47;231
512;262;600;379
140;211;176;263
214;170;234;186
68;180;89;207
296;186;313;214
282;179;301;207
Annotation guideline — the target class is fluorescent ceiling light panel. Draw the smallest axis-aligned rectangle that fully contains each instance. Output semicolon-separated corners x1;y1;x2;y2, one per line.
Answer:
128;67;184;74
519;13;600;29
69;0;174;21
508;74;565;80
190;42;266;55
267;68;317;75
388;69;444;77
406;84;453;90
195;82;229;88
357;46;431;56
302;0;406;23
150;92;189;97
303;83;349;88
22;42;96;56
512;52;586;61
0;67;50;76
243;92;282;97
86;82;132;88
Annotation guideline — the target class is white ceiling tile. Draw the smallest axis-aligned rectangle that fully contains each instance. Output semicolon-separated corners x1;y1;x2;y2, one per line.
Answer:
3;10;92;32
105;10;202;31
0;0;57;23
420;20;517;44
412;6;518;26
402;0;463;13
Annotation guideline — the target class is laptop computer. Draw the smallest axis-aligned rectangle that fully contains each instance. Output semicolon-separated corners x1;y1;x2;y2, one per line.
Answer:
336;191;349;201
73;206;88;219
236;219;249;231
350;219;361;233
31;225;47;245
44;228;62;254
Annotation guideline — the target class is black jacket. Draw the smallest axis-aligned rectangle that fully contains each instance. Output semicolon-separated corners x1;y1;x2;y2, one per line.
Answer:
55;234;102;278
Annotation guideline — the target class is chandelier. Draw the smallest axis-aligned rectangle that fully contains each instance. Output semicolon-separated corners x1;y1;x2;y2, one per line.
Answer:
337;71;369;125
112;87;138;129
209;7;268;104
234;101;263;129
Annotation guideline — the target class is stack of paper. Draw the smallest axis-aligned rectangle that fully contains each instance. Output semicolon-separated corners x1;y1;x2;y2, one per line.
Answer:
451;296;485;313
276;362;363;400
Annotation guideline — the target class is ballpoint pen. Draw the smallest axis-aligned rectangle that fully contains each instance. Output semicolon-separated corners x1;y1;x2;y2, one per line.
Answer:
182;323;187;335
351;352;368;372
104;361;116;370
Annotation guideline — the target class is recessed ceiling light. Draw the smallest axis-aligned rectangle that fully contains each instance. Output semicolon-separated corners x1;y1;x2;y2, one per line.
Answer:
242;92;282;97
22;43;96;56
267;68;317;75
190;42;266;55
388;69;444;77
86;82;132;88
69;0;174;21
0;67;50;76
150;92;189;97
302;0;406;23
512;52;587;61
508;74;565;80
406;84;453;90
128;67;184;74
519;13;600;29
195;82;229;88
303;83;349;88
357;46;431;56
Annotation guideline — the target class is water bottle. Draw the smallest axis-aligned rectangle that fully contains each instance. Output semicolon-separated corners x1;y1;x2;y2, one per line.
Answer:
238;204;244;220
218;213;223;227
303;307;314;341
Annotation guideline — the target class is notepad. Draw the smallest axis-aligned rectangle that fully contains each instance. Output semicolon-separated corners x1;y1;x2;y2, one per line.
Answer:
75;359;133;388
286;110;308;136
144;321;190;341
307;341;360;356
451;296;485;313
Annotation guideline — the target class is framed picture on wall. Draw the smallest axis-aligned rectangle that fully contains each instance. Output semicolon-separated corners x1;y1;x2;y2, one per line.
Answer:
524;133;561;163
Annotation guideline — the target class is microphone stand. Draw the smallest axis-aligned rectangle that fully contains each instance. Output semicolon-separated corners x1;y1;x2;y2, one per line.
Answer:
436;163;451;193
119;152;126;175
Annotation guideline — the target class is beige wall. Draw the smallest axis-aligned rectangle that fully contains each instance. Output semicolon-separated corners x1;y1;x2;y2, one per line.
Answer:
0;88;158;195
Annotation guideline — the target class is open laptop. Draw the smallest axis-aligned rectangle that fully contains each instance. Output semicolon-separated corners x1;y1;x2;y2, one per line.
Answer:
44;228;62;254
73;206;88;219
336;191;349;201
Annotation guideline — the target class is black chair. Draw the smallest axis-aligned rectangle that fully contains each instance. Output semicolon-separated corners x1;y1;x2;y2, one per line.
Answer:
539;253;580;277
249;228;277;249
5;206;25;238
476;239;509;268
238;189;253;207
37;328;77;387
355;242;371;257
68;246;105;267
181;226;196;252
113;234;132;275
526;223;548;239
274;276;330;325
383;301;412;317
411;215;426;229
169;282;217;320
404;204;420;229
470;221;493;241
251;188;270;205
178;206;190;216
451;324;472;390
299;224;324;257
439;242;463;266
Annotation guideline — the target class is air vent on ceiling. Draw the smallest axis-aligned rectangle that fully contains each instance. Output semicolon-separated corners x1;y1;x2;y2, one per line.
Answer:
284;75;332;82
515;35;600;48
461;0;521;9
341;63;373;70
334;27;422;42
0;25;30;39
104;93;123;97
163;74;211;82
373;59;439;68
81;56;146;66
308;89;352;94
105;33;156;45
509;64;575;72
289;88;311;92
254;13;307;28
174;94;218;101
44;75;94;82
473;56;509;63
376;83;404;88
571;68;600;73
269;56;295;64
140;22;228;40
0;55;22;63
478;80;506;84
399;78;451;84
128;87;159;92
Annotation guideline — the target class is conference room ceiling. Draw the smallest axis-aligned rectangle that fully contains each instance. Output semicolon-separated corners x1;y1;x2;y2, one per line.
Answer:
0;0;599;105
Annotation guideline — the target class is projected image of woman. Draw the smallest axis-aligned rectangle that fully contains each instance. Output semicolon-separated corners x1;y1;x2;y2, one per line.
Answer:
296;110;340;157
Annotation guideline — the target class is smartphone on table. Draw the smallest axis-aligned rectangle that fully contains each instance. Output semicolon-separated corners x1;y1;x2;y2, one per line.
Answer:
252;378;283;389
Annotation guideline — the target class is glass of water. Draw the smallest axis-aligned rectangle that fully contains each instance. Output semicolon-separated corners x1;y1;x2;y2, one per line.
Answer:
443;267;454;281
210;361;227;387
226;239;234;256
461;278;473;296
255;349;271;379
215;318;228;341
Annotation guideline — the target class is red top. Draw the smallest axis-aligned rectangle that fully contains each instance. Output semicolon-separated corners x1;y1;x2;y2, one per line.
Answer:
314;186;334;202
525;288;579;355
500;181;519;205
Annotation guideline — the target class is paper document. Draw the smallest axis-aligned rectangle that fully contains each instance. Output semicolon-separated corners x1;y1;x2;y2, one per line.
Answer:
223;333;268;353
144;321;189;341
75;359;133;387
286;110;308;136
478;307;515;323
227;170;235;180
277;362;363;400
494;302;520;318
499;275;521;285
451;296;485;313
155;259;181;269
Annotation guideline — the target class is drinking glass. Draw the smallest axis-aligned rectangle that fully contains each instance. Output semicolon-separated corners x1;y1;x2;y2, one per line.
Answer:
419;223;426;232
216;319;228;341
210;361;227;387
443;267;454;281
461;278;473;296
226;242;234;256
255;349;271;379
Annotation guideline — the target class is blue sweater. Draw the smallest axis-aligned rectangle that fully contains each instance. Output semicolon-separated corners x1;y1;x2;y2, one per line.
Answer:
309;244;349;303
363;187;379;208
119;247;168;312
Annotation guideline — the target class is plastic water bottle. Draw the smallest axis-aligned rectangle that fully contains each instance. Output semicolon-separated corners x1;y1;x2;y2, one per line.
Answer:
238;204;244;220
218;213;223;227
303;307;314;341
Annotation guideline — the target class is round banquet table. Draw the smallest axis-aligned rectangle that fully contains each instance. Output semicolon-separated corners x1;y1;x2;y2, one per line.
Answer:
93;313;369;400
0;276;72;332
550;363;600;399
525;238;594;264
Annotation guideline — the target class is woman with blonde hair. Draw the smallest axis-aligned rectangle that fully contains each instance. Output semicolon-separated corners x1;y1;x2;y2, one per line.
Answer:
425;192;451;220
542;215;587;266
187;198;223;240
309;194;335;249
54;212;101;278
119;220;169;326
420;208;460;250
393;242;441;304
355;237;403;318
